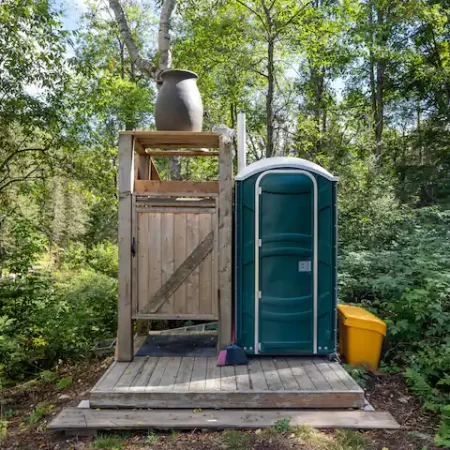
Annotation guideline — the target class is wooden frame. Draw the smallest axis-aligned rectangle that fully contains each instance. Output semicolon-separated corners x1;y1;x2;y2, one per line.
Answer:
116;131;233;361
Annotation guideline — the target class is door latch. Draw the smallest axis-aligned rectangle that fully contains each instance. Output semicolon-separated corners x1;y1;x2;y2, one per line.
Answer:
131;237;136;257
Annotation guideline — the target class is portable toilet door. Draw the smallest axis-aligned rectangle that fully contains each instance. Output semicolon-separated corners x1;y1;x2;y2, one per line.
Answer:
235;157;338;356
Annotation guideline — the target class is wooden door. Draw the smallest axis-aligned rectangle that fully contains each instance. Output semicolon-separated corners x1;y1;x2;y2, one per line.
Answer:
133;204;218;320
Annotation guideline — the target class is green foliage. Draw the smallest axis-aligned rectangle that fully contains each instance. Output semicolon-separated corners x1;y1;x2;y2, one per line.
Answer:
92;434;125;450
0;419;7;440
222;430;250;450
273;417;291;433
0;270;117;385
435;406;450;448
343;365;370;389
145;430;158;445
56;376;72;391
39;370;58;383
27;403;54;425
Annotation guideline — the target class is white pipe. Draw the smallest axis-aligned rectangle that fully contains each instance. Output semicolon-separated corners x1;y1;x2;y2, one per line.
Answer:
237;112;246;172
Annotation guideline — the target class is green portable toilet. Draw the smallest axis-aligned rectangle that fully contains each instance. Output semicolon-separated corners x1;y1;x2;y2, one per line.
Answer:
235;157;338;355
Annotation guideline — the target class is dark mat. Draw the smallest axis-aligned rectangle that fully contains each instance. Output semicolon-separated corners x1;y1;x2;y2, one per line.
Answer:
136;334;217;357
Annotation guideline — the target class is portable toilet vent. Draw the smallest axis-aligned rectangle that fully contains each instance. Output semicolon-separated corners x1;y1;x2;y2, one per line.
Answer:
235;157;338;356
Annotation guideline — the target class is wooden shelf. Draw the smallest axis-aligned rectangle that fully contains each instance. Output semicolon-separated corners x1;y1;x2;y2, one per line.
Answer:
145;150;219;157
119;131;221;150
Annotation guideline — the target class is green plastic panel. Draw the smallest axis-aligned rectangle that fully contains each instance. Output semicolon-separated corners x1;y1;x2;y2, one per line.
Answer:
235;167;337;355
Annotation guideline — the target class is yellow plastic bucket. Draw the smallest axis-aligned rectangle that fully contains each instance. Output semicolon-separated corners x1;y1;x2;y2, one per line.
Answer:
337;304;386;371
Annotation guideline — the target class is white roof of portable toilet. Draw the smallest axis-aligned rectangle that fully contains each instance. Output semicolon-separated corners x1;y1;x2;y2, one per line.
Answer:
235;157;338;181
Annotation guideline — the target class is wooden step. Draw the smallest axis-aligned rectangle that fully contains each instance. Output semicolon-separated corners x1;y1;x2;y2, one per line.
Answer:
49;408;400;435
89;357;365;409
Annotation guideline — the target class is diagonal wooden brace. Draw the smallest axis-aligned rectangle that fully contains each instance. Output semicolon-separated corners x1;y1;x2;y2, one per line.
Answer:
142;230;214;314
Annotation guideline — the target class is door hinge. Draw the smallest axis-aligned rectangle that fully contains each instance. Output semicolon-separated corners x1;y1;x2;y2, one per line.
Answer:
258;239;262;247
258;187;262;195
131;237;136;257
258;291;262;298
258;342;262;351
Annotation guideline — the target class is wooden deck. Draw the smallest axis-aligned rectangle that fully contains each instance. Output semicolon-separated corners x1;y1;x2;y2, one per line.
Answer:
90;356;364;409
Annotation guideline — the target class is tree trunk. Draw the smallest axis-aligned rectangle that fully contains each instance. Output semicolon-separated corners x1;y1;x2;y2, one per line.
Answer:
266;37;275;158
375;59;385;168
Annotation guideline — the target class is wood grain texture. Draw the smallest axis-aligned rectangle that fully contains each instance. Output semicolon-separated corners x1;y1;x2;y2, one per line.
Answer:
218;136;233;349
50;408;400;431
119;131;220;149
117;134;134;361
135;180;219;194
142;229;214;314
90;357;364;409
145;150;220;157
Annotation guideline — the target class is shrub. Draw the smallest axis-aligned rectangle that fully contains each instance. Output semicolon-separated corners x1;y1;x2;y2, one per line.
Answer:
0;270;117;385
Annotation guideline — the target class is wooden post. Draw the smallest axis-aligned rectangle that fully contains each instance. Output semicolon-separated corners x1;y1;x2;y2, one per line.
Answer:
117;134;134;361
218;135;233;349
237;112;246;173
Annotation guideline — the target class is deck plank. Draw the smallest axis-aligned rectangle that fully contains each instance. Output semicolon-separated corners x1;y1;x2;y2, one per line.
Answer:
96;362;128;391
248;360;268;391
329;363;363;391
131;357;159;389
50;408;400;431
286;358;316;390
220;366;237;391
174;357;195;391
235;365;251;391
315;360;347;391
115;358;147;390
205;357;221;391
302;360;332;390
261;358;284;391
274;359;300;390
90;356;365;409
157;357;182;391
189;358;208;391
147;357;171;389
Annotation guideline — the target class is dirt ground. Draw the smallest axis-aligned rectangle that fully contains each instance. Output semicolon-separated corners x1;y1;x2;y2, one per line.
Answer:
0;356;442;450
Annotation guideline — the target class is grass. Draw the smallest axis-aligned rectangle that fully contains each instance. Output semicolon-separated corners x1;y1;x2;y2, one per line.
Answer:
293;425;373;450
145;429;158;445
222;430;251;450
91;434;126;449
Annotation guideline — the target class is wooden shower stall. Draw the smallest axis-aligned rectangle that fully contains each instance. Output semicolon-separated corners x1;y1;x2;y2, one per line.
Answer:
116;131;233;362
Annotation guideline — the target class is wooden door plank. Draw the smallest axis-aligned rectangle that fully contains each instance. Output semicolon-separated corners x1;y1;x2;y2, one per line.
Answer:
329;363;363;391
148;213;162;302
50;408;400;431
137;213;149;314
160;213;175;314
174;357;195;392
143;228;214;314
314;360;348;391
205;356;221;391
114;358;147;391
198;214;213;315
248;360;268;391
261;358;284;391
235;365;251;391
274;359;300;390
146;357;170;389
186;214;200;314
131;357;159;389
286;358;316;390
157;357;182;391
173;214;187;313
302;360;332;390
220;366;237;391
189;357;208;391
